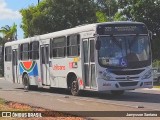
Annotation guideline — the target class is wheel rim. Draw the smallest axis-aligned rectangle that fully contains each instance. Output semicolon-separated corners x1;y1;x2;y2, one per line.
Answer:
71;81;78;93
23;75;29;90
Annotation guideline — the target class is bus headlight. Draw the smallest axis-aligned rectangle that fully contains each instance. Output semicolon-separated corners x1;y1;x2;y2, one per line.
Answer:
99;71;113;81
142;70;152;80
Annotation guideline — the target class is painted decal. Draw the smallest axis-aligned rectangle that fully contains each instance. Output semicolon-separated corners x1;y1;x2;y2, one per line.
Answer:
78;78;83;86
19;61;38;76
119;58;127;67
69;62;78;68
53;64;65;70
69;62;73;69
73;57;79;62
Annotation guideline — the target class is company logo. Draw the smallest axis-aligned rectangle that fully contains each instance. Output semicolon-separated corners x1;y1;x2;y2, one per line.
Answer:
126;76;130;80
2;112;11;117
53;64;65;70
19;61;38;76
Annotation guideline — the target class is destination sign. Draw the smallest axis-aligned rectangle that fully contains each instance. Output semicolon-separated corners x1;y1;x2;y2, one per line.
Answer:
97;24;148;35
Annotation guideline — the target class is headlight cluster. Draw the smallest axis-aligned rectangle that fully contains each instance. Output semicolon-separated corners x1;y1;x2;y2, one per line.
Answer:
141;70;152;80
99;70;113;81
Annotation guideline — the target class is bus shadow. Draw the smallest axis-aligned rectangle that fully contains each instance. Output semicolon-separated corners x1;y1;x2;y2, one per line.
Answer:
17;87;70;95
80;90;160;104
16;87;160;104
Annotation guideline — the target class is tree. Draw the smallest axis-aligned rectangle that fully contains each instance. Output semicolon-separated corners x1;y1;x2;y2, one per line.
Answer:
20;1;47;37
20;0;97;38
118;0;160;59
119;0;160;35
96;0;119;21
96;0;126;22
0;23;17;41
0;36;4;76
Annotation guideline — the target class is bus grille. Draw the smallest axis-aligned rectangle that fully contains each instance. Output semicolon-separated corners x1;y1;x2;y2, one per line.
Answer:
110;69;144;75
116;77;139;80
119;82;138;87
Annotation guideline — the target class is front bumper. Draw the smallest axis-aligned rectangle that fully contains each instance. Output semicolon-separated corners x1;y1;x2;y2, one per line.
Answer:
97;78;153;91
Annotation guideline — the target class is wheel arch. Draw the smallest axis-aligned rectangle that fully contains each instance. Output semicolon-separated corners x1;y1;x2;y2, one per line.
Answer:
67;72;78;89
22;72;29;83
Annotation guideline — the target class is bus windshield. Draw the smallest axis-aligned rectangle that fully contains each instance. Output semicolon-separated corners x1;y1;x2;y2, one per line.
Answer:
98;35;151;68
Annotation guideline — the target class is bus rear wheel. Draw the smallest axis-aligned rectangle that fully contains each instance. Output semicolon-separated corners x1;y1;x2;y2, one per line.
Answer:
23;74;30;90
111;90;125;96
70;76;80;96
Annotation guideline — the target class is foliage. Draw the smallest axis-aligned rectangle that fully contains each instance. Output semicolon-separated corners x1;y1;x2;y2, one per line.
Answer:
0;23;17;41
96;0;118;21
118;0;160;60
20;0;97;38
0;98;5;105
95;0;126;22
96;11;107;22
0;23;17;77
152;59;160;68
113;12;127;21
19;0;160;60
20;0;48;37
0;37;4;45
118;0;160;35
0;38;4;76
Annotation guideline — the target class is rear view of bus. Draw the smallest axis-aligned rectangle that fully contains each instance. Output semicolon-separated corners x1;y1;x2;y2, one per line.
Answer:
95;22;152;95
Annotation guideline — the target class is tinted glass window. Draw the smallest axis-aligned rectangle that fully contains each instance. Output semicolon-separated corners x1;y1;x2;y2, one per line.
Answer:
67;34;80;57
20;43;29;60
30;41;39;60
5;46;11;61
52;37;66;58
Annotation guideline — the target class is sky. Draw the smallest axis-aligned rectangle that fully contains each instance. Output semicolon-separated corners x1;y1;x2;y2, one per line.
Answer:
0;0;38;39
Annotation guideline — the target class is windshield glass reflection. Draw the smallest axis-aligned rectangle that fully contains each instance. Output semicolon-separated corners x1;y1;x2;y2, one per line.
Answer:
98;35;150;68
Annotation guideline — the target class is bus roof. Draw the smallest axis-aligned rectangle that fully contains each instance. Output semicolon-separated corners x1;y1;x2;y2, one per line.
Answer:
5;21;145;46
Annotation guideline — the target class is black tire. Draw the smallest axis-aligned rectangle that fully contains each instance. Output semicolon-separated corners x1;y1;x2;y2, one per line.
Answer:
23;74;30;90
111;90;125;96
70;76;80;96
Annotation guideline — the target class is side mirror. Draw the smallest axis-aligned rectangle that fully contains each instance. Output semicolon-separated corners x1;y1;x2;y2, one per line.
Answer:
96;40;101;50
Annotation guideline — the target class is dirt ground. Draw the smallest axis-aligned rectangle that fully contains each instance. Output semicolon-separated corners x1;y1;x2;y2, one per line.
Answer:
0;99;87;120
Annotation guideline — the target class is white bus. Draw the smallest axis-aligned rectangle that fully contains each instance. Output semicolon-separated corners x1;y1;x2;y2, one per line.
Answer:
4;22;153;95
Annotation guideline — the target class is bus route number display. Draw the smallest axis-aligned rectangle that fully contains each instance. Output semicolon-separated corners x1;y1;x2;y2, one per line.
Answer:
97;24;148;35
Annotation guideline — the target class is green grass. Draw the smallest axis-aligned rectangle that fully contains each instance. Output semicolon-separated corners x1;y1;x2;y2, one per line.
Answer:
153;82;160;88
0;98;6;104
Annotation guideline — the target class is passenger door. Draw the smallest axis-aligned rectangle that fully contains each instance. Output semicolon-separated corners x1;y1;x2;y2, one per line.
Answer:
82;38;96;89
40;45;50;85
12;49;18;83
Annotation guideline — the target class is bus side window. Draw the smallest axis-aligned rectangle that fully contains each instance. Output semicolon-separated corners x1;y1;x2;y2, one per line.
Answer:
5;46;11;61
18;45;21;60
21;43;29;60
52;37;66;58
67;34;80;57
50;38;52;58
30;41;39;60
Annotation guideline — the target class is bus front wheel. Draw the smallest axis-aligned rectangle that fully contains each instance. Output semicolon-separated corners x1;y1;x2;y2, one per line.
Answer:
70;76;80;96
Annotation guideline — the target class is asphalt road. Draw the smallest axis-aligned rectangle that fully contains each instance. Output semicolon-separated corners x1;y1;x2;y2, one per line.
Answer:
0;78;160;119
